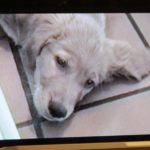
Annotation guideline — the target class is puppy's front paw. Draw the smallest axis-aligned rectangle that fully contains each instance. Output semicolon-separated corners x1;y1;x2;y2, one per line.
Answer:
124;47;150;80
108;39;150;80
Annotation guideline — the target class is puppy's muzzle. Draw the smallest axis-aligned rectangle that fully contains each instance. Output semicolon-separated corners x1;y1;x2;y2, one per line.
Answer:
48;101;67;118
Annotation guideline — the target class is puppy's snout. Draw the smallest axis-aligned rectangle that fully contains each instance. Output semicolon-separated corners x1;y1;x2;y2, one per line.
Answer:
48;102;67;118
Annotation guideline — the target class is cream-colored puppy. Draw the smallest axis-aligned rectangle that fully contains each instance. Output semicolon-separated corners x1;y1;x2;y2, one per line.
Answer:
0;14;150;121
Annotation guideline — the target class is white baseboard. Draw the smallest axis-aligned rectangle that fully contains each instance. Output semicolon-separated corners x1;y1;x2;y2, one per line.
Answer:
0;87;20;139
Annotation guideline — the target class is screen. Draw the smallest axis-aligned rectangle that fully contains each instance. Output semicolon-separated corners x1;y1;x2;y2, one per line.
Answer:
0;13;150;140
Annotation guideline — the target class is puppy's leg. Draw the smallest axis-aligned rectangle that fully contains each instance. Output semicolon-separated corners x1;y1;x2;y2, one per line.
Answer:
105;39;150;80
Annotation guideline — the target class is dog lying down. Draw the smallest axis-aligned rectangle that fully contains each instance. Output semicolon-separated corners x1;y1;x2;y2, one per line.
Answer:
0;14;150;122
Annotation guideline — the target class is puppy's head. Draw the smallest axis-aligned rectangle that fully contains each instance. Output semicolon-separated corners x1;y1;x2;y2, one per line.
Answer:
29;14;108;121
1;14;126;122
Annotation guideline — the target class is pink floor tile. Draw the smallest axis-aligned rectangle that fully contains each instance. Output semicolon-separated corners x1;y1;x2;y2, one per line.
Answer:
106;13;145;48
18;125;37;139
0;39;32;124
131;13;150;45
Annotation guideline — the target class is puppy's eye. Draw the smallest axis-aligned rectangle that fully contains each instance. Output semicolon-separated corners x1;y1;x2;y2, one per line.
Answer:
56;56;67;68
85;79;95;88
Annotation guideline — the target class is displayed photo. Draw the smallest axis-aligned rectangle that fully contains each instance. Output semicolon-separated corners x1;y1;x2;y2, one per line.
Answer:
0;13;150;139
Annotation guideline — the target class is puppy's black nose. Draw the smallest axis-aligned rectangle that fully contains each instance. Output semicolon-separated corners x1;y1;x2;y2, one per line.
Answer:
48;102;67;118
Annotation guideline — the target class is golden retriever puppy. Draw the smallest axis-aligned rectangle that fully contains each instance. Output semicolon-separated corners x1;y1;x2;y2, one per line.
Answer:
0;14;150;121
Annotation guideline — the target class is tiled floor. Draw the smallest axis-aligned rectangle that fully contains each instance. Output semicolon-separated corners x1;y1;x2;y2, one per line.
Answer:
0;13;150;139
131;13;150;46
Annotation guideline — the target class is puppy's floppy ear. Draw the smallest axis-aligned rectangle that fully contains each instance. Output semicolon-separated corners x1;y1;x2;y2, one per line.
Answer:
105;39;150;80
0;14;20;44
24;27;62;70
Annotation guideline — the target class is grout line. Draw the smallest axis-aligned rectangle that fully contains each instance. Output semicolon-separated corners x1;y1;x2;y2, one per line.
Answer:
126;13;150;48
17;120;33;129
9;39;44;138
74;85;150;112
17;117;45;129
